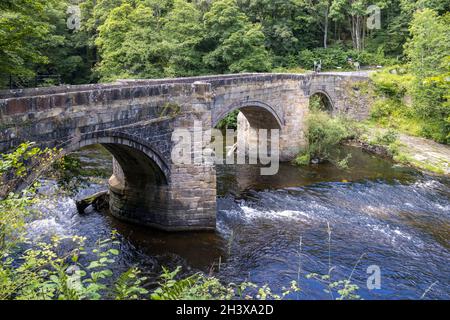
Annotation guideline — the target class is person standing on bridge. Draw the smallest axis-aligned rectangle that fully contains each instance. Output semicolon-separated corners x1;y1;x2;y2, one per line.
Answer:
314;59;322;73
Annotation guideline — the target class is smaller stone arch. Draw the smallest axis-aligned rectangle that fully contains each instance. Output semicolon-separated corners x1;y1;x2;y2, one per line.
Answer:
309;90;334;112
212;100;284;129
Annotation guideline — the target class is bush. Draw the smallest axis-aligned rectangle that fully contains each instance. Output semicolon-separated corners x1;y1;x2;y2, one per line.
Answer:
216;110;239;130
370;67;449;144
295;109;361;167
298;47;350;70
370;68;414;98
297;47;396;71
371;129;399;146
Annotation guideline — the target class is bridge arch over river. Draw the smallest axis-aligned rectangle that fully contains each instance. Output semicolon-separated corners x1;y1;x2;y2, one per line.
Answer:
0;72;370;231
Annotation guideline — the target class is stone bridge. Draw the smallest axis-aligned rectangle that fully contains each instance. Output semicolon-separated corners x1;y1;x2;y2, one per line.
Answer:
0;72;371;231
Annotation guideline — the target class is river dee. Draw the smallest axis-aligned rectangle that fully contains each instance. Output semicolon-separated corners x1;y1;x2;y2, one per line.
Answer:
29;145;450;299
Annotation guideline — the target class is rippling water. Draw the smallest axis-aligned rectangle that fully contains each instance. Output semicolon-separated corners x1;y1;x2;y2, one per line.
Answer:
29;145;450;300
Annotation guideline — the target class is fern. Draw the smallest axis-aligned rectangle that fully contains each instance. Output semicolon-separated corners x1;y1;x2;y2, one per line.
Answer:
151;267;200;300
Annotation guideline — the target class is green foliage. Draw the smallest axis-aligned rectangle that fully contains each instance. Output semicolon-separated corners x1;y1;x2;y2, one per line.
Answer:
150;266;300;300
113;268;149;300
0;142;42;178
295;108;362;168
370;67;414;98
153;267;210;300
2;0;450;87
95;0;206;81
203;0;272;73
237;0;313;57
0;191;34;254
401;9;450;143
371;129;399;146
0;0;52;84
307;273;361;300
370;15;450;145
404;9;449;80
298;47;395;70
51;155;87;194
0;233;150;300
0;0;92;87
216;110;239;130
0;142;59;197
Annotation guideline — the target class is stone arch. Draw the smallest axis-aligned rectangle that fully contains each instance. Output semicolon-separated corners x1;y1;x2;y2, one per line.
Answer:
212;100;284;129
9;132;171;220
65;131;170;186
309;90;334;112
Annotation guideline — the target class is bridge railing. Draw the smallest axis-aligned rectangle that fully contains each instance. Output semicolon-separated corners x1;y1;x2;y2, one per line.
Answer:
0;73;315;99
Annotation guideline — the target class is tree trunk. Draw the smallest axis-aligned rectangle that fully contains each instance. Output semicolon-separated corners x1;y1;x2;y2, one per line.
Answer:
350;16;357;50
352;15;364;52
362;16;366;51
323;5;329;48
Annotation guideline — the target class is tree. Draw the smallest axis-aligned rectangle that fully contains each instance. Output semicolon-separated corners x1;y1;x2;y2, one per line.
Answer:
404;9;450;142
238;0;319;62
330;0;388;51
0;0;55;86
37;1;91;85
203;0;272;73
374;0;450;57
161;0;205;76
95;2;167;81
405;9;449;79
298;0;332;48
95;0;205;81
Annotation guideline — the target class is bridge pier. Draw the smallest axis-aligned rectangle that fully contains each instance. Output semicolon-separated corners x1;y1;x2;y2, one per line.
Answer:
108;161;216;231
107;81;217;231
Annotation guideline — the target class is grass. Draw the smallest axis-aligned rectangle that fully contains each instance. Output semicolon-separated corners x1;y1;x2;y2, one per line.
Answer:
369;68;449;144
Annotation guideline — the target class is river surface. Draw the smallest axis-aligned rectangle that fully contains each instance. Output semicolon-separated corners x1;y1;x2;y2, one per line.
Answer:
29;145;449;300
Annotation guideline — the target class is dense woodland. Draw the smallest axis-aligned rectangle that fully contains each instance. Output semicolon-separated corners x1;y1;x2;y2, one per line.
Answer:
0;0;448;84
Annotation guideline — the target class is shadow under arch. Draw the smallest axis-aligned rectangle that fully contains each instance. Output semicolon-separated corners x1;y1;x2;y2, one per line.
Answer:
11;131;170;199
65;131;173;228
309;90;334;112
65;131;170;187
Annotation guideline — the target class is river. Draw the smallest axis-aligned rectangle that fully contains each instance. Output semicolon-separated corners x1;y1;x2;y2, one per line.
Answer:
29;145;450;300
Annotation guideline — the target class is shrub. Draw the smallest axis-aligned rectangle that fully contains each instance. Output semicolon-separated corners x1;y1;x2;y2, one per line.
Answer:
371;129;399;146
295;109;360;167
216;110;239;130
370;68;414;98
370;66;449;144
297;47;396;71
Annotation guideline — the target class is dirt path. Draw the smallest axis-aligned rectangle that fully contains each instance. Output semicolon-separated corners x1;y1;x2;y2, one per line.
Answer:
397;133;450;175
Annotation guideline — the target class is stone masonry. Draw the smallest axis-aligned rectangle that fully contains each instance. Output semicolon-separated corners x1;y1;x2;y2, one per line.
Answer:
0;72;371;231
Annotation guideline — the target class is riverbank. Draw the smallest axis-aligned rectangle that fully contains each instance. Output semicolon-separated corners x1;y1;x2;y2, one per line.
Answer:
350;126;450;176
